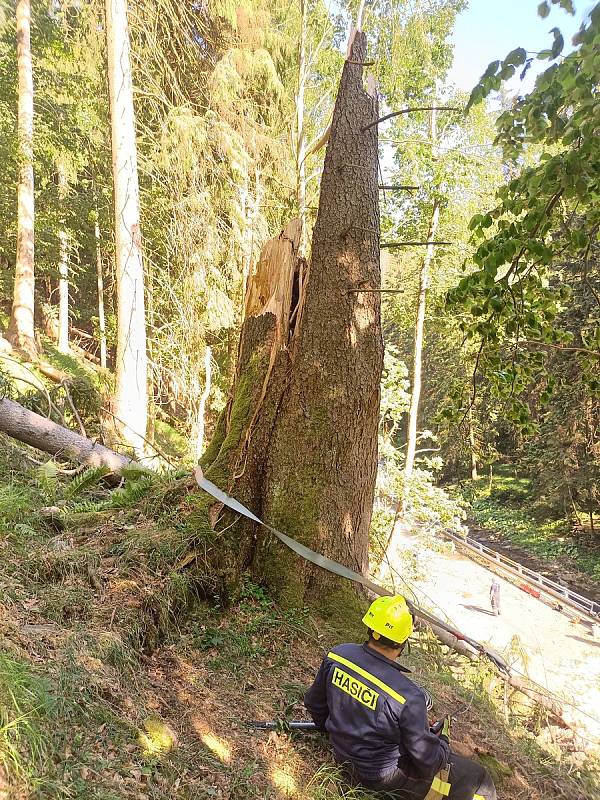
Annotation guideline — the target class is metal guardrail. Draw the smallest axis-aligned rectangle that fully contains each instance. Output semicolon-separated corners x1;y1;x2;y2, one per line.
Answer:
440;529;600;624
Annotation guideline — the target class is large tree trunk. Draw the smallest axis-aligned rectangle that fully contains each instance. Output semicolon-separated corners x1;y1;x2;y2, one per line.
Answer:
105;0;148;456
201;33;383;607
0;398;131;473
7;0;36;359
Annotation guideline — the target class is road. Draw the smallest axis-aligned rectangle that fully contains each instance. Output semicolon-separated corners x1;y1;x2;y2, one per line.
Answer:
386;528;600;749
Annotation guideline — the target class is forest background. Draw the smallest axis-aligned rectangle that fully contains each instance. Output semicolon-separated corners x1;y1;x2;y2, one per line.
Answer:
0;0;598;576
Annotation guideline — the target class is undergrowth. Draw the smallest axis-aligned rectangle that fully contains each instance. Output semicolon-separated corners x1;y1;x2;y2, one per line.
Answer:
1;442;599;798
457;466;600;580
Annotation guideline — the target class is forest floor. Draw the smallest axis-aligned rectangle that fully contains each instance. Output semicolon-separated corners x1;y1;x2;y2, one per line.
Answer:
1;438;599;799
385;526;600;751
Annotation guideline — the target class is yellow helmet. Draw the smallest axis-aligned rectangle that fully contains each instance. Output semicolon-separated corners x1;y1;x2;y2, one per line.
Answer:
362;595;413;644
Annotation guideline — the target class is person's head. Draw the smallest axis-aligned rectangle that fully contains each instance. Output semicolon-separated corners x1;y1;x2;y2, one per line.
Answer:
362;595;413;656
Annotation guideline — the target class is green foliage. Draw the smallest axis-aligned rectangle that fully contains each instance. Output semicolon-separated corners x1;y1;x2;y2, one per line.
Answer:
65;466;111;498
460;467;600;578
0;654;54;785
451;6;600;429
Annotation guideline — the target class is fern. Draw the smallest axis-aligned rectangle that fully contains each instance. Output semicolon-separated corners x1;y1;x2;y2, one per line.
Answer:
107;478;155;509
65;499;108;515
65;466;111;498
119;464;152;482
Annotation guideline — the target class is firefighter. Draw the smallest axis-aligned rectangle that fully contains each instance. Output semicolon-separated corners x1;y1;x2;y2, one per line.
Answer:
305;595;497;800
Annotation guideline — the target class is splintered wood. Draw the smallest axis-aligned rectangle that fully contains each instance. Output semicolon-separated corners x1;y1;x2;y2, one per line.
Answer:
243;218;302;345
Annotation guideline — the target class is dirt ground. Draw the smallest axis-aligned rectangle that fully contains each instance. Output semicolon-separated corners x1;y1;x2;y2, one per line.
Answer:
386;528;600;750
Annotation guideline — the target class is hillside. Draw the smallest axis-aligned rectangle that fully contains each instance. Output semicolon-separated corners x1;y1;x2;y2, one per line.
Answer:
1;433;599;800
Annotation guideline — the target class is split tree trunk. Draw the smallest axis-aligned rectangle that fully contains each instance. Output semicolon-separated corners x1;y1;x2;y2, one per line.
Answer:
200;33;383;607
0;397;131;474
105;0;148;456
7;0;37;359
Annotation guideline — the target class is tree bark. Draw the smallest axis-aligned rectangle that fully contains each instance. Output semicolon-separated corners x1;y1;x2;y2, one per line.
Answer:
201;32;383;607
105;0;148;456
7;0;37;359
94;217;108;369
57;162;70;354
0;397;131;474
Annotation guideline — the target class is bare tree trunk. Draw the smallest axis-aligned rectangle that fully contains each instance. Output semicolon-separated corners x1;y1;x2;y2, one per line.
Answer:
355;0;367;29
0;397;132;474
105;0;148;456
468;405;478;479
402;199;439;490
57;163;70;354
94;218;108;368
377;109;440;575
296;0;308;257
7;0;37;359
200;33;382;607
402;107;440;510
194;345;212;461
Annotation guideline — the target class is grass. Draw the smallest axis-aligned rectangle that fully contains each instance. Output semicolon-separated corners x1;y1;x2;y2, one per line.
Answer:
0;429;599;798
457;465;600;581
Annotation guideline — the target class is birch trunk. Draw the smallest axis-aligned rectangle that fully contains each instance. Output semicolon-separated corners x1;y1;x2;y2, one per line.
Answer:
105;0;148;456
378;108;440;574
95;218;108;368
468;405;478;479
402;199;439;494
57;163;70;354
296;0;308;257
7;0;36;358
193;345;212;461
402;106;440;505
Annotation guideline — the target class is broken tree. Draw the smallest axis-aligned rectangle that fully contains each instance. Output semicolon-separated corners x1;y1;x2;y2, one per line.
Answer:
198;31;383;607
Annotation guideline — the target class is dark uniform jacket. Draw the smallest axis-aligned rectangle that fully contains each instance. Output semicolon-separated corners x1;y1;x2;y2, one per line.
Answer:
304;643;449;782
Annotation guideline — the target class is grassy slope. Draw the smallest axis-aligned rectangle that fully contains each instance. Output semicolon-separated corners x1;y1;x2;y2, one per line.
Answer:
457;466;600;582
1;441;598;800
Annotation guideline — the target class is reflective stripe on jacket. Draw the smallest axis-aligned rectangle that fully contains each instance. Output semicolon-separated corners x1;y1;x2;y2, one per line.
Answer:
304;643;449;781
